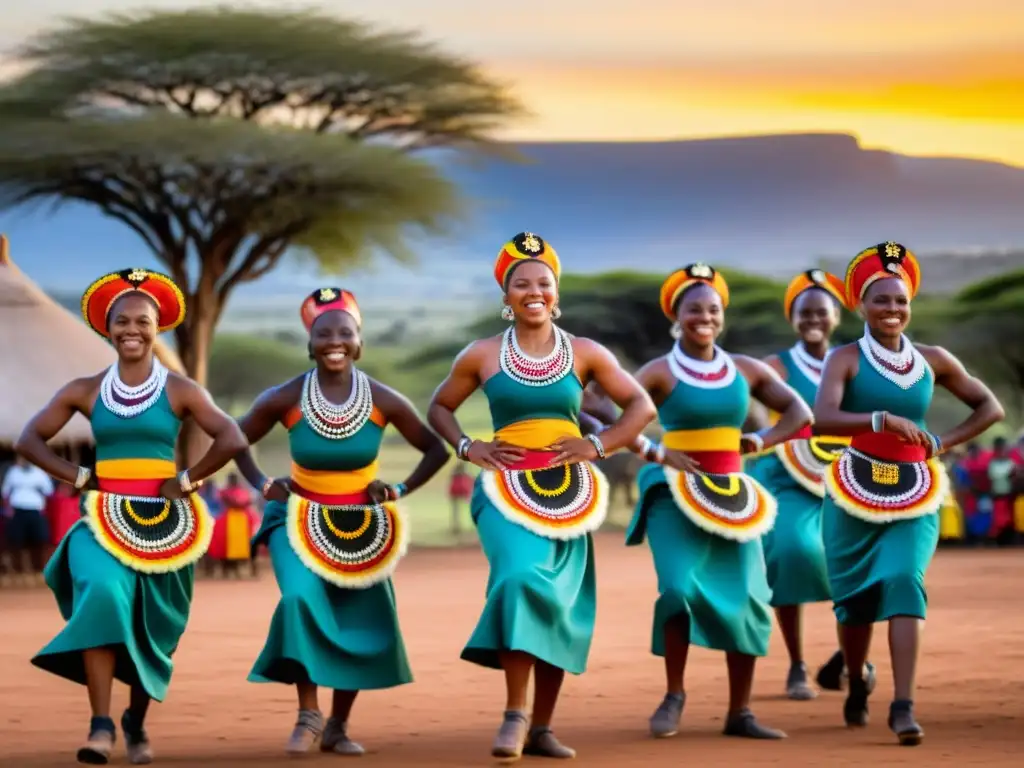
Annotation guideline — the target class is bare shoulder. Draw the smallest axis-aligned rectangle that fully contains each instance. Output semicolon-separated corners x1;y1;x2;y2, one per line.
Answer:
762;353;787;378
62;372;106;409
914;343;958;370
827;342;860;363
367;377;414;412
570;336;614;360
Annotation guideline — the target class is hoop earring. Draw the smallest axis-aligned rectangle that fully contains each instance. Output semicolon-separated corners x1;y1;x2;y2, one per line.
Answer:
552;306;562;320
501;304;515;322
670;322;682;340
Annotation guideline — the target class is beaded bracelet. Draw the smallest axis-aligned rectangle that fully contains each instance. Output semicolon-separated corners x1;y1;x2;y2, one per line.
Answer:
585;433;607;459
742;432;765;454
456;435;473;460
393;482;408;499
871;411;888;433
260;476;275;499
178;470;195;494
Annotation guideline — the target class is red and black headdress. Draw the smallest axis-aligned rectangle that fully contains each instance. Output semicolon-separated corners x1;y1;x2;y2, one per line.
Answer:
81;268;186;338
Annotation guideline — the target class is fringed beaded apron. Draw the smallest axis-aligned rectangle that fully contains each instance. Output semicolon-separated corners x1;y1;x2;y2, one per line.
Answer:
775;434;851;498
479;326;608;540
85;360;214;572
825;433;947;523
659;345;776;542
284;368;408;588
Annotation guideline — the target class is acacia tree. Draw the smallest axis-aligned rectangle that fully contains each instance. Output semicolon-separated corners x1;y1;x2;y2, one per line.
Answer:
0;6;522;388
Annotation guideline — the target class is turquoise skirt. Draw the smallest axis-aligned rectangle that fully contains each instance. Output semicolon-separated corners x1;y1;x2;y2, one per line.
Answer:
822;496;939;625
461;477;596;675
248;503;412;690
627;465;773;657
748;453;831;607
31;520;194;702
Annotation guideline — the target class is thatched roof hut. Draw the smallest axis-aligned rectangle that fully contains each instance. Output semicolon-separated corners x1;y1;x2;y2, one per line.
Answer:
0;234;184;448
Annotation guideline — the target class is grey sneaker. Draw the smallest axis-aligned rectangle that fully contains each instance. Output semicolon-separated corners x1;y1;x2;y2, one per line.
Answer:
491;710;529;759
786;662;818;701
321;717;365;756
649;692;686;738
285;709;323;755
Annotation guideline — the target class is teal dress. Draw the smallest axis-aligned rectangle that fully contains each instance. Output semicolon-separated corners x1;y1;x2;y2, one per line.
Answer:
748;348;831;607
823;346;939;625
462;370;597;675
31;391;193;702
248;410;412;690
627;368;774;657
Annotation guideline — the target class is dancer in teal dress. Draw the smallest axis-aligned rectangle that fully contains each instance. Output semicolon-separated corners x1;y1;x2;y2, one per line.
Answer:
427;232;655;761
815;242;1003;745
746;269;879;700
15;269;245;765
234;287;448;756
624;263;812;741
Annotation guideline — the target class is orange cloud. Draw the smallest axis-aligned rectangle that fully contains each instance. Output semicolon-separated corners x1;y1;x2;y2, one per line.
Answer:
488;45;1024;165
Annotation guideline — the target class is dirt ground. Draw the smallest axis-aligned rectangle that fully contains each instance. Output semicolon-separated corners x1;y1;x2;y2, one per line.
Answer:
1;534;1022;767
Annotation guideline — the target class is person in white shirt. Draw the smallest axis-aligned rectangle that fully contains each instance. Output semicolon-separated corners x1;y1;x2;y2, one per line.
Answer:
1;454;54;577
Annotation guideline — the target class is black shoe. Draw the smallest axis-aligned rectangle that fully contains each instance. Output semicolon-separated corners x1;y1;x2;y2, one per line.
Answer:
843;677;870;727
888;700;924;746
816;650;845;691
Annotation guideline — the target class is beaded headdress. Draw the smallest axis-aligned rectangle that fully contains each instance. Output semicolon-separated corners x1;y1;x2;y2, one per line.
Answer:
843;241;921;310
658;263;730;321
493;232;561;289
300;287;362;332
783;269;845;320
81;268;186;339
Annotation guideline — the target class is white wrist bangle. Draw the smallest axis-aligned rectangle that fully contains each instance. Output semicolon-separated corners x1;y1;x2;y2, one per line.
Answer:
73;466;91;490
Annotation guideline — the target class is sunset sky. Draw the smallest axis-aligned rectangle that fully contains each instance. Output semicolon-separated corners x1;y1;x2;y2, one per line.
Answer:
4;0;1023;165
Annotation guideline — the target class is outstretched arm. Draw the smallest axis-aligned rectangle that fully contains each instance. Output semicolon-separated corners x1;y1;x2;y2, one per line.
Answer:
14;378;96;487
373;382;450;498
923;345;1005;451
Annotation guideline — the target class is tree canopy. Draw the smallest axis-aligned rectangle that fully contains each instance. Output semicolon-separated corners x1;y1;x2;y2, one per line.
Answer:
0;6;522;387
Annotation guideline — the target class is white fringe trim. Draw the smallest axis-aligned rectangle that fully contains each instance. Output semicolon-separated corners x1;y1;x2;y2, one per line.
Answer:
481;462;609;541
774;441;827;499
663;467;778;542
82;490;214;574
285;493;409;589
824;458;950;524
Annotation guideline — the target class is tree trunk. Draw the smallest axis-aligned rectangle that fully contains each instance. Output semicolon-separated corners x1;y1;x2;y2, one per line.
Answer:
174;284;220;468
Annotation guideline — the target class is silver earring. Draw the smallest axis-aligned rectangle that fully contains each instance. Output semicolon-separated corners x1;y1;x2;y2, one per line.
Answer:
670;322;682;339
552;306;562;320
501;304;515;321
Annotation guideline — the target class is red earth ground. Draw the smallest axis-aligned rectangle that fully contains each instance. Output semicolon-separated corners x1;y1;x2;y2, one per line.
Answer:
1;533;1022;767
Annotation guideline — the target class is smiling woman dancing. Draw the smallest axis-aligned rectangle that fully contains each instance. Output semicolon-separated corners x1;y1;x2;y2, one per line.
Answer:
236;288;449;757
815;242;1003;745
746;270;877;700
427;233;655;761
625;264;812;741
16;269;246;765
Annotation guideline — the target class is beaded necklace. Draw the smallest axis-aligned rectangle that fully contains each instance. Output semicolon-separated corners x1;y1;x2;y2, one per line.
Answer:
99;358;168;419
300;367;373;440
667;343;737;389
790;342;825;386
857;324;928;390
499;325;574;387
